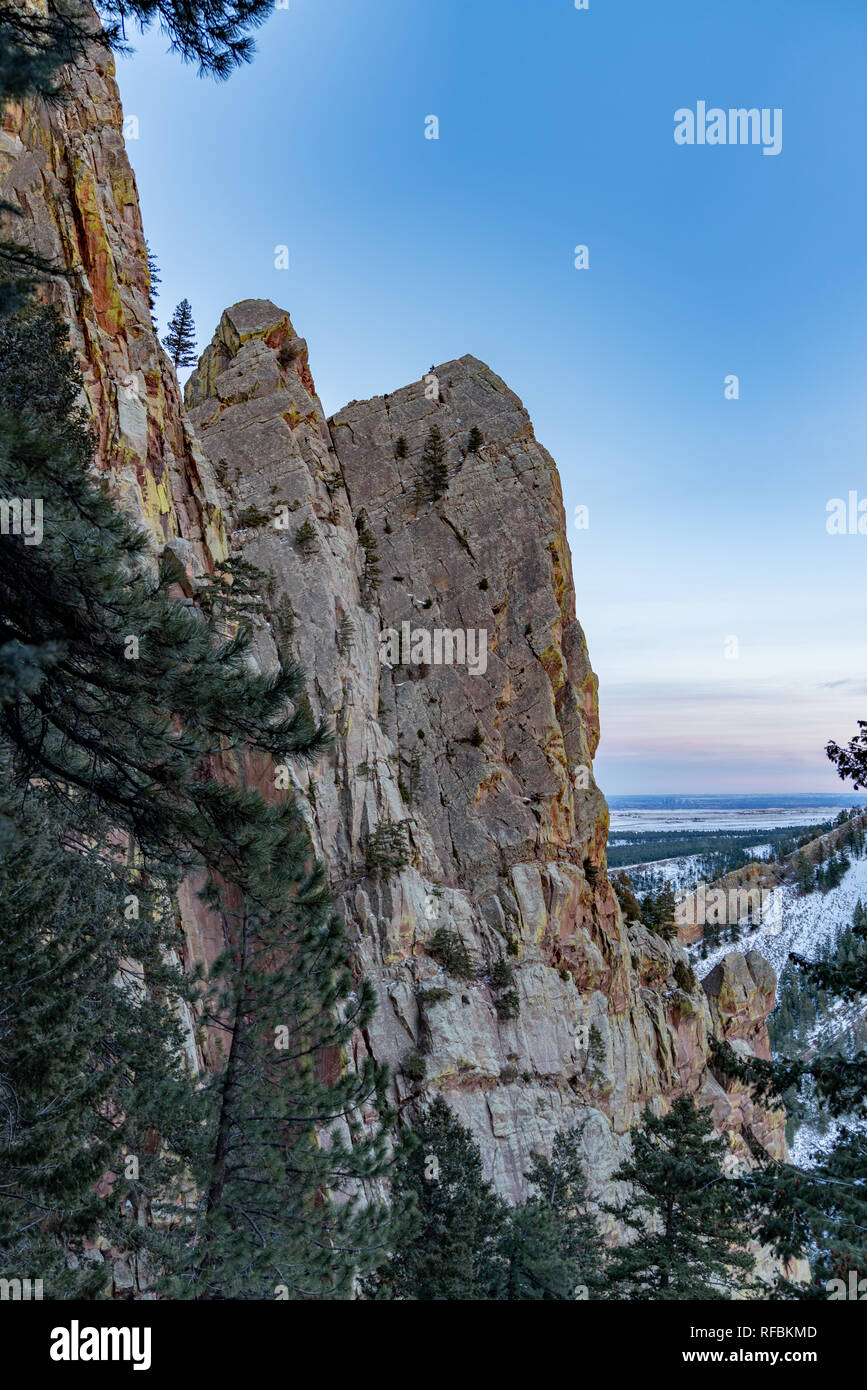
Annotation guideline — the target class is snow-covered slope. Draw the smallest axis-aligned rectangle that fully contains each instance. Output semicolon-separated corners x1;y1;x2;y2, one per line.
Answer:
692;857;867;981
691;857;867;1164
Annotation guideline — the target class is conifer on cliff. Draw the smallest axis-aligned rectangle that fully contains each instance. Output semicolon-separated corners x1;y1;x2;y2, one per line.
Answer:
419;423;449;504
367;1099;605;1300
0;303;393;1296
603;1095;756;1299
163;298;198;371
366;1095;507;1299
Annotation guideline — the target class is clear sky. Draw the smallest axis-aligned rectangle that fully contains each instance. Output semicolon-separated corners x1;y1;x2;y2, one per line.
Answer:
114;0;867;796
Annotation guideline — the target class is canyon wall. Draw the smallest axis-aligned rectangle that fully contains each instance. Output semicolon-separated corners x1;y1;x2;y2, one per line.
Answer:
0;32;785;1255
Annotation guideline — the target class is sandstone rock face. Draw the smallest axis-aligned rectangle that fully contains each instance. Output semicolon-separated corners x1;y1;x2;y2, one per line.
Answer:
185;304;783;1205
0;29;226;572
3;31;786;1231
0;36;226;1294
702;952;787;1165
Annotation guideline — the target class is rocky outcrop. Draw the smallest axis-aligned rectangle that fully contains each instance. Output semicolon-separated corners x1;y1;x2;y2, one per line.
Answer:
0;22;225;571
184;300;783;1205
2;27;786;1247
701;952;786;1164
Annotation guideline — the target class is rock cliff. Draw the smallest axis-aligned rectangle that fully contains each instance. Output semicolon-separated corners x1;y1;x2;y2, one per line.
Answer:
182;303;787;1204
0;32;785;1243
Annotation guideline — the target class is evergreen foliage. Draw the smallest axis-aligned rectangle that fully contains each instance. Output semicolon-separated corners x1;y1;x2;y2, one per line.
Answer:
603;1096;756;1299
367;1100;604;1301
363;818;410;876
355;509;381;606
366;1096;506;1299
146;240;161;325
640;887;677;941
611;871;642;923
294;517;318;555
417;424;448;504
514;1126;605;1298
719;893;867;1295
0;303;392;1297
162;298;197;370
0;787;200;1296
710;720;867;1296
428;928;476;981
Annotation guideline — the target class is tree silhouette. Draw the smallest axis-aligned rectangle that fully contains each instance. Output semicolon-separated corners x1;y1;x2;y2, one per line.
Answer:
163;298;197;370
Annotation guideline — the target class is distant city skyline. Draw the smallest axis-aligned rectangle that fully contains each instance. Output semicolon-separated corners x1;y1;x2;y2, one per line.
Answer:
115;0;867;796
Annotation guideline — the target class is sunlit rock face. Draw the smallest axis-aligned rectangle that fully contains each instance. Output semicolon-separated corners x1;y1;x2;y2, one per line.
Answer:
0;29;225;569
185;301;784;1208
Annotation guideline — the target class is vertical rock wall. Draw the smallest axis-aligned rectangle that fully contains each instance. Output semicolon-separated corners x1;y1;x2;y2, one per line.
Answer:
0;36;785;1224
185;304;787;1203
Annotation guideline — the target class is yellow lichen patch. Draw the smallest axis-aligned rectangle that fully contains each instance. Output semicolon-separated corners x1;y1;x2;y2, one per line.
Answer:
238;316;290;346
593;800;610;840
473;766;504;803
202;505;229;564
542;722;567;770
140;467;177;533
108;161;138;210
539;643;566;693
71;154;125;339
218;309;292;357
547;789;574;847
547;534;571;618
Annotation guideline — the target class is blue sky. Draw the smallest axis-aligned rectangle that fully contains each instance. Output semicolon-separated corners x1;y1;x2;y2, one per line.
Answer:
114;0;867;795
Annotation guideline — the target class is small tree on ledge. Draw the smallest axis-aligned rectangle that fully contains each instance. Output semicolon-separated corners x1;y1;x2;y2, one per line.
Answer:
163;298;197;370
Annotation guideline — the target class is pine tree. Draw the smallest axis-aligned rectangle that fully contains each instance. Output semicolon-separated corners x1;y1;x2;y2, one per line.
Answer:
418;424;449;503
146;240;161;326
499;1200;579;1300
796;851;813;895
603;1096;756;1299
177;815;393;1299
506;1126;605;1298
0;303;394;1297
0;1;277;95
640;888;677;941
0;787;202;1297
741;1131;867;1298
367;1096;508;1299
163;298;197;370
611;871;642;923
715;896;867;1295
